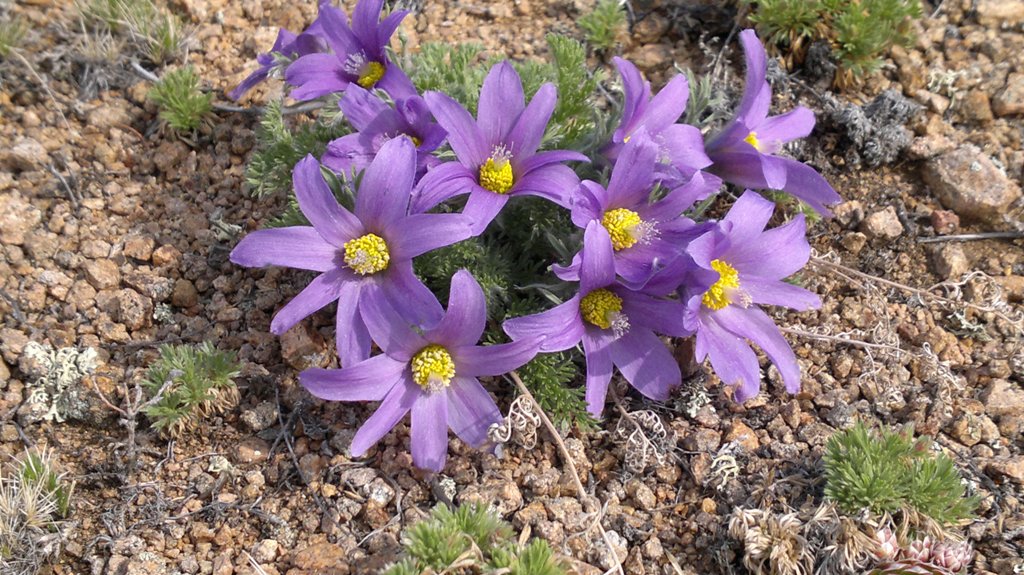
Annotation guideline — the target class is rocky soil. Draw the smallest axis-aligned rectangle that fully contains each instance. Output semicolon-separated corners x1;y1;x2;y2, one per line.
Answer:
0;0;1022;574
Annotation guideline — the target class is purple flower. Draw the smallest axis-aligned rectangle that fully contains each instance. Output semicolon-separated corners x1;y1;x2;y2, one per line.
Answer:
679;190;820;402
323;85;446;177
301;270;541;472
605;57;711;180
285;0;416;101
562;134;719;291
504;222;689;416
230;27;328;100
230;138;474;367
412;62;588;233
705;30;841;216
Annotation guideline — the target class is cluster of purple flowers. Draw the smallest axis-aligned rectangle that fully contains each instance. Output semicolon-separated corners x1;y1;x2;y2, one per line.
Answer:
230;0;840;471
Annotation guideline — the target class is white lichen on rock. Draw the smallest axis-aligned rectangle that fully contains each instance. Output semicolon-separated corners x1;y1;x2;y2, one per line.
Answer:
21;342;99;423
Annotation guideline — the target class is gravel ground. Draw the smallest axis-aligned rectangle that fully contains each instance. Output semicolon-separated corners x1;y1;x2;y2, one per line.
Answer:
0;1;1022;574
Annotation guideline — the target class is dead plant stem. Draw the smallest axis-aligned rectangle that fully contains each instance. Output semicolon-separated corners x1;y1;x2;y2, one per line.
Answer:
508;371;624;575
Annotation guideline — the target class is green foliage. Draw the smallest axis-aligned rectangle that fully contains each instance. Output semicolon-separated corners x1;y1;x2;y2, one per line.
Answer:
142;342;241;437
408;42;490;116
148;66;213;132
578;0;627;52
245;100;351;199
0;450;72;574
382;504;566;575
517;352;596;431
20;452;73;518
824;423;978;526
0;16;27;59
79;0;189;64
744;0;922;84
683;68;730;130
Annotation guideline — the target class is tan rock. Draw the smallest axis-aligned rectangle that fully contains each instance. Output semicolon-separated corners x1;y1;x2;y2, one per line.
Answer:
82;259;121;290
921;145;1022;222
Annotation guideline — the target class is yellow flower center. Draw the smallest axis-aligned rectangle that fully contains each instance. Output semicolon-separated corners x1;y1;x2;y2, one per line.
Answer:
357;61;385;88
702;259;740;311
601;208;643;251
478;157;514;194
744;131;761;151
623;135;631;143
411;344;456;392
579;289;624;330
343;233;390;275
410;135;422;147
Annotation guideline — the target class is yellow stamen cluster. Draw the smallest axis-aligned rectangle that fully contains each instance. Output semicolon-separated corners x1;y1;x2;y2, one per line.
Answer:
478;158;514;194
343;233;390;275
744;131;761;151
357;61;385;88
409;135;422;147
580;289;624;330
601;208;643;251
411;344;456;391
702;259;740;311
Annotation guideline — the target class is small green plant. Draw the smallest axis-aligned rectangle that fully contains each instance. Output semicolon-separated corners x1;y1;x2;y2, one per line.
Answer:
824;423;978;526
79;0;188;64
0;16;27;59
744;0;922;85
142;342;240;437
148;66;213;132
0;450;73;574
578;0;627;52
383;504;566;575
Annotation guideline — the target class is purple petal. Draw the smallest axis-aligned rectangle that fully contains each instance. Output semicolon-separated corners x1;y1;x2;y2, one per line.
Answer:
359;281;428;360
507;82;556;158
377;65;418;101
612;57;649;141
583;329;614;416
230;227;338;272
379;265;445;330
229;69;270;101
478;62;525;146
356;137;415;230
570;181;606;228
339;84;391;130
285;54;349;100
322;135;375;175
737;29;771;125
715;305;803;394
606;134;658;208
463;190;509;235
660;124;713;173
425;91;488;167
426;269;487;348
695;310;762;402
723;190;775;246
411;389;449;472
447;376;502;447
725;213;810;279
609;328;681;401
512;163;580;208
640;73;688;133
621;292;691;337
350;380;420;456
388;214;475;260
293;155;363;245
779;157;841;217
453;337;542;377
754;107;815;152
317;5;361;57
502;296;585;353
517;150;590;173
743;278;821;311
270;269;348;334
300;354;405;401
643;171;720;220
580;221;616;294
376;9;408;50
411;162;477;214
614;238;681;290
336;281;371;366
351;0;386;50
